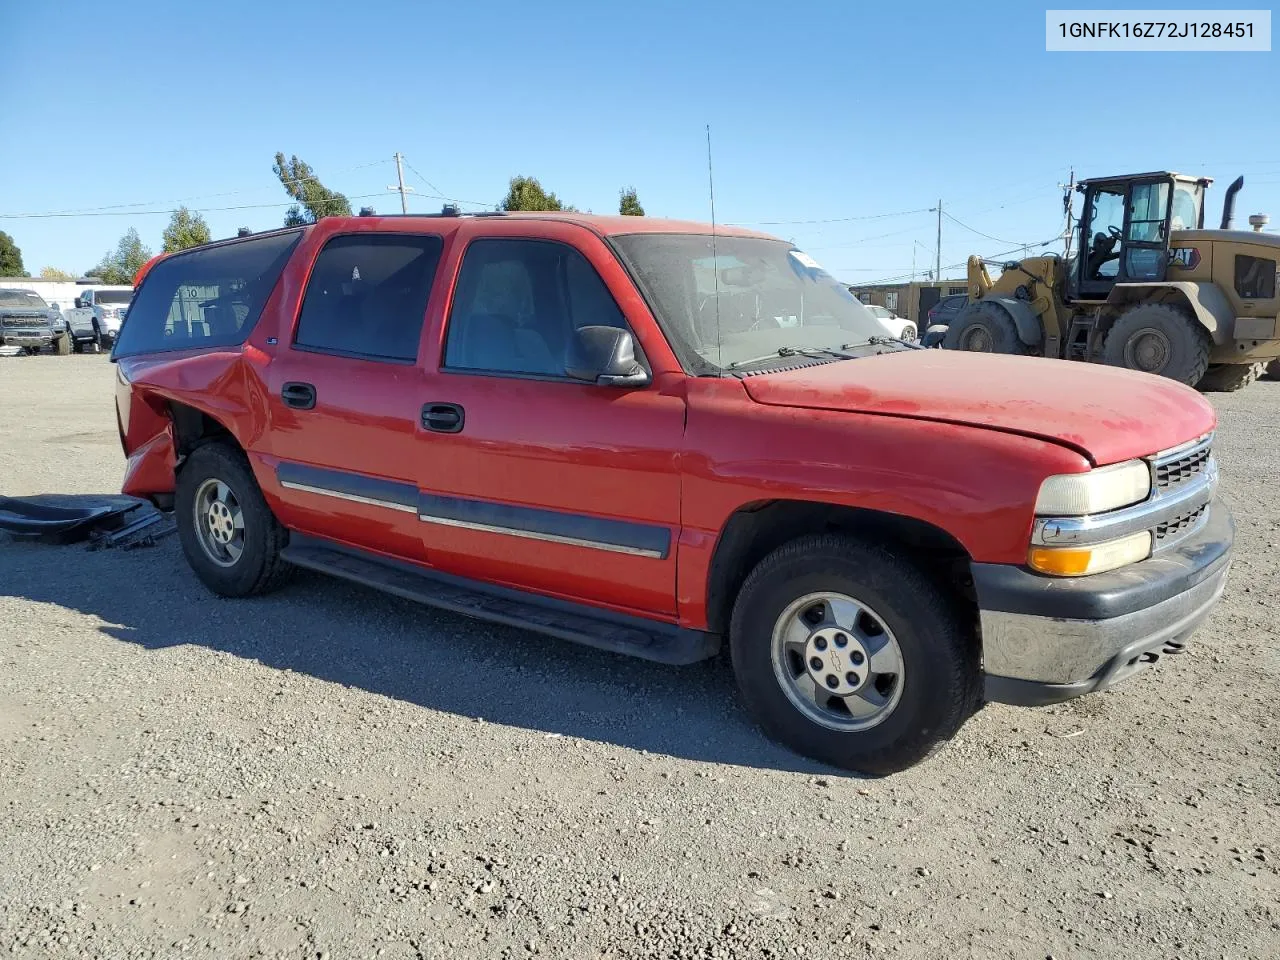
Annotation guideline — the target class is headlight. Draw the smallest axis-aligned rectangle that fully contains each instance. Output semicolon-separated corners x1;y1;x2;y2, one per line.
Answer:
1028;531;1152;576
1034;460;1151;516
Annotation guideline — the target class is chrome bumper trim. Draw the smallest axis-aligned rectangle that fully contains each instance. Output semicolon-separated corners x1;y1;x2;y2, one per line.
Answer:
980;559;1229;686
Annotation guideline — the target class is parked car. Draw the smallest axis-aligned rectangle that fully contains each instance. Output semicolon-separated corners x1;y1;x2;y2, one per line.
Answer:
863;304;916;341
922;294;969;347
0;287;64;355
64;286;134;352
112;215;1232;775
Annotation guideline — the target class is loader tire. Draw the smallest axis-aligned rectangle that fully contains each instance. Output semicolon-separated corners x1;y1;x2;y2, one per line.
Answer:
1102;303;1210;386
942;301;1031;356
1196;362;1265;393
1266;359;1280;381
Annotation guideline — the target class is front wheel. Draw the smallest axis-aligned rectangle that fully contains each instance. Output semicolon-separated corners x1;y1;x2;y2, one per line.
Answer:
1102;303;1209;385
175;442;293;597
729;534;980;775
941;302;1032;356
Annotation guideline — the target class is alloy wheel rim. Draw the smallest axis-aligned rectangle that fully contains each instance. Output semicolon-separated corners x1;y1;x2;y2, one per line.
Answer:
770;591;906;732
193;478;245;568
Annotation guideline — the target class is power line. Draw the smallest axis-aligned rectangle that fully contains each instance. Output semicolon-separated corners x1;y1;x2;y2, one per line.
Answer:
728;207;933;226
0;159;392;220
941;210;1024;246
400;157;493;209
0;192;387;220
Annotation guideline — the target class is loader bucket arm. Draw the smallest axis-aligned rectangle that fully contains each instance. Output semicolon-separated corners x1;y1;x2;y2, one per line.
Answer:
967;256;994;301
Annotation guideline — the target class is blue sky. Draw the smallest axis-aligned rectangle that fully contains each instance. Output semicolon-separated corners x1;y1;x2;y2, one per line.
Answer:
2;0;1277;283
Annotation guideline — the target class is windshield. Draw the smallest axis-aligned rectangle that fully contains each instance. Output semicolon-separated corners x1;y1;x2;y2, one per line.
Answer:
611;234;883;373
95;290;134;304
0;290;49;309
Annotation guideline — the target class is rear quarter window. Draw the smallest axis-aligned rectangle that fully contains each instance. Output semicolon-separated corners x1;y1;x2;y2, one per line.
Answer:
112;231;302;358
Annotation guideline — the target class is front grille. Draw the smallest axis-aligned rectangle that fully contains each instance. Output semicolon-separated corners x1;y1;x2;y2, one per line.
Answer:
1155;440;1211;490
1154;502;1208;543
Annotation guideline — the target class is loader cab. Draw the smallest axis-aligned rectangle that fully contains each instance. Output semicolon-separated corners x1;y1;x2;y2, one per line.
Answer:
1072;172;1210;300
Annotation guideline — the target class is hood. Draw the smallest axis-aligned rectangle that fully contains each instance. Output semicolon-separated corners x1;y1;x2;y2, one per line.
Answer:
739;350;1216;466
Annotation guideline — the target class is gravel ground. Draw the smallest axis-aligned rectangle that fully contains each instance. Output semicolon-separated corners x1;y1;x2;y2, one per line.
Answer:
1;354;1277;960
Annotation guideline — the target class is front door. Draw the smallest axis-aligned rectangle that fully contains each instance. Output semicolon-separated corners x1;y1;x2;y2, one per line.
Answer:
415;230;686;618
1077;184;1127;298
1118;179;1172;283
263;231;444;562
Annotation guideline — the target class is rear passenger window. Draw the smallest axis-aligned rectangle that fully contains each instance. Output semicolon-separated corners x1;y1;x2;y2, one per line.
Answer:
1235;255;1277;300
444;238;627;377
112;231;301;358
294;234;443;362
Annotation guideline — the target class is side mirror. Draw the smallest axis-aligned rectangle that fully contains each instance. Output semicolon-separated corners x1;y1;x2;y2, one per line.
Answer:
565;325;650;387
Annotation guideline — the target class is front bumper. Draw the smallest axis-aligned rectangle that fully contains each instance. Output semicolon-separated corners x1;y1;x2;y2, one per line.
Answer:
977;501;1233;706
1;332;53;347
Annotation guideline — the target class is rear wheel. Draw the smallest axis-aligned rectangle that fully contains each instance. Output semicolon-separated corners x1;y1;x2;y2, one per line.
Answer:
1102;303;1210;385
1196;362;1265;393
729;534;980;775
175;442;293;597
942;301;1031;355
1266;359;1280;380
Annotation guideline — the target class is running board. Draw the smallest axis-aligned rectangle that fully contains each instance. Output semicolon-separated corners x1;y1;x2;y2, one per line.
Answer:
281;535;720;666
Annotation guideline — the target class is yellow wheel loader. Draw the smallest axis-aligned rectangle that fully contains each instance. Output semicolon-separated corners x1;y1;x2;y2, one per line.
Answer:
941;172;1280;391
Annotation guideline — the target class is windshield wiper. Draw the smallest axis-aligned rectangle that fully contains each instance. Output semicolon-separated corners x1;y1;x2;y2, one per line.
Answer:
842;335;925;351
726;345;858;370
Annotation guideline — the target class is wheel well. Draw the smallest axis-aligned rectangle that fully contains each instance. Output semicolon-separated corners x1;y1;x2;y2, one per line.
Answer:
169;401;239;462
704;500;977;636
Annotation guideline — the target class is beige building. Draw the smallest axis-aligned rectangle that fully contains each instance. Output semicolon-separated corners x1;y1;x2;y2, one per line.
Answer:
849;280;969;326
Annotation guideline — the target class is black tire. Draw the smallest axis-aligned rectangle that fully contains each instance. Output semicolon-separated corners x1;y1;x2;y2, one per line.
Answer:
1102;303;1210;385
729;533;981;776
941;301;1032;355
175;442;293;598
90;324;102;353
1196;362;1265;393
1266;359;1280;381
72;339;84;354
54;333;71;356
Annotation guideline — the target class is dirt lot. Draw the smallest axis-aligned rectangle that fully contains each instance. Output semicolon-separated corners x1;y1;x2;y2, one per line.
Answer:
1;354;1277;959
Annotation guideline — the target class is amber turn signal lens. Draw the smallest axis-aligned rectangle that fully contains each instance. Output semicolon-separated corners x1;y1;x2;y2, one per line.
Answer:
1028;531;1152;577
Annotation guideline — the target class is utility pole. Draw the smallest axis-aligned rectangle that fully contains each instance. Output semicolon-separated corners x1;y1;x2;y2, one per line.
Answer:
388;152;415;213
1061;167;1075;259
934;199;942;282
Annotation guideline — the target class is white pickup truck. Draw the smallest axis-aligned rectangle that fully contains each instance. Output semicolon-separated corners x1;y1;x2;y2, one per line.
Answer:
63;286;134;352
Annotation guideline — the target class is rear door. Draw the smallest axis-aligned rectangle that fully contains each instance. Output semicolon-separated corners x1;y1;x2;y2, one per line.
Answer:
413;222;686;617
263;229;445;562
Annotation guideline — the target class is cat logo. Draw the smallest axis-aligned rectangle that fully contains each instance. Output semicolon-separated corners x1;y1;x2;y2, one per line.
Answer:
1168;247;1201;270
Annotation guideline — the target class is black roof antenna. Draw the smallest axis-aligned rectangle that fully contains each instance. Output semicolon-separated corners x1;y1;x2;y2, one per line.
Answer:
706;124;722;374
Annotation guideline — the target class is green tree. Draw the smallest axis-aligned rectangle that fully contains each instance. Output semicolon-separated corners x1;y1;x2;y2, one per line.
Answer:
0;231;25;276
162;206;212;252
273;153;352;225
88;228;153;285
501;176;573;212
618;187;645;216
40;266;77;281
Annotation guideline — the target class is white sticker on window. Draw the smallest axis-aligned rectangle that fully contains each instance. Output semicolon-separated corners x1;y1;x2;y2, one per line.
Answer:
789;250;825;271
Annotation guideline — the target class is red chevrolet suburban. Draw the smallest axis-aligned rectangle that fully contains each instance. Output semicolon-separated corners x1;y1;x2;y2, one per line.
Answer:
111;213;1232;774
